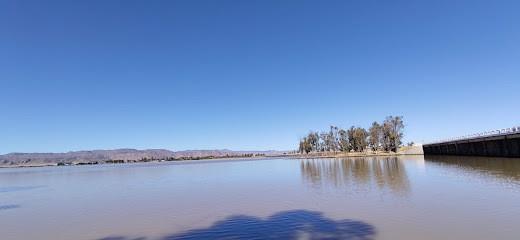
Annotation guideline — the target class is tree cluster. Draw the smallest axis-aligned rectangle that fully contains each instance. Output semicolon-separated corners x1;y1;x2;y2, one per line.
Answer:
298;116;404;154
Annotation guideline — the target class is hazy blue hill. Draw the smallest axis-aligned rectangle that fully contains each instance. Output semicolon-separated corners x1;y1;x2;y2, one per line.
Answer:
0;149;284;166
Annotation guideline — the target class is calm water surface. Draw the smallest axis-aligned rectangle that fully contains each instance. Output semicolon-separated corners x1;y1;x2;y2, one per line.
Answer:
1;156;520;240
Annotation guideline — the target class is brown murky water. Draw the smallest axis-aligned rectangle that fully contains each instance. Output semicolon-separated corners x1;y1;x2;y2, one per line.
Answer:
1;156;520;240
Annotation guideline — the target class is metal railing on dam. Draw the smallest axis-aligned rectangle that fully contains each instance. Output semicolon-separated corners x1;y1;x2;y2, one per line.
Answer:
423;126;520;158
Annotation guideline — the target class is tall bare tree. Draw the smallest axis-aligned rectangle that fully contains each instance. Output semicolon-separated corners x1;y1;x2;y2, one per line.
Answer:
382;116;404;152
318;132;328;152
368;121;382;151
306;131;320;152
329;126;340;152
347;126;368;152
353;127;368;152
338;129;350;152
298;137;312;154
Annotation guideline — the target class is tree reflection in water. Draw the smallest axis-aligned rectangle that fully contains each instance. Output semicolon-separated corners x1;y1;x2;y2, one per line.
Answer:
300;157;410;194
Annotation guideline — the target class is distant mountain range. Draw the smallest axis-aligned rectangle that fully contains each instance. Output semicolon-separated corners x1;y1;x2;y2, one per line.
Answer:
0;149;287;167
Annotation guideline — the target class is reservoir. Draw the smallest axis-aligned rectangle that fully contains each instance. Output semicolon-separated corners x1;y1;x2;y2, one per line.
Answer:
1;156;520;240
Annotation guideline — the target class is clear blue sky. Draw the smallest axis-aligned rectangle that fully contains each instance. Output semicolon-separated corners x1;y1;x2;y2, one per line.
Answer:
1;0;519;153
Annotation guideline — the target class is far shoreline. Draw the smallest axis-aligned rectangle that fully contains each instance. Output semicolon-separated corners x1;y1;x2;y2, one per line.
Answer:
0;146;424;169
0;155;278;169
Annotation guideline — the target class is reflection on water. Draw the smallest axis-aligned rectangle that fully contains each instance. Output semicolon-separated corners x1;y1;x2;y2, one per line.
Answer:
2;157;520;240
426;155;520;183
99;210;375;240
300;157;410;194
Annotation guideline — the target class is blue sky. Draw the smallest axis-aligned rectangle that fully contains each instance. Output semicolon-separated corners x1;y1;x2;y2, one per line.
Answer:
1;0;519;153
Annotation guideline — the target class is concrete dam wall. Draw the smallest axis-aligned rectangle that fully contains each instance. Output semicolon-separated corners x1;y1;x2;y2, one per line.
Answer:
423;130;520;158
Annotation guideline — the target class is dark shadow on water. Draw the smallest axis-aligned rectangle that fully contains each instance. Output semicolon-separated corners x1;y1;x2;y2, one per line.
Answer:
0;204;20;211
98;238;146;240
98;210;376;240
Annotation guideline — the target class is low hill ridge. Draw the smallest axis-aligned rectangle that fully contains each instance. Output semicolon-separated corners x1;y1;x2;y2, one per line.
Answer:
0;149;285;166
